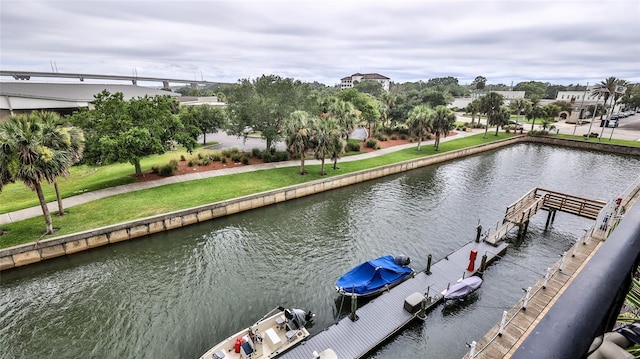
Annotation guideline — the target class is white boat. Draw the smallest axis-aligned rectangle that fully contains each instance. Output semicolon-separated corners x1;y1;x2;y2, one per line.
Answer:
199;306;314;359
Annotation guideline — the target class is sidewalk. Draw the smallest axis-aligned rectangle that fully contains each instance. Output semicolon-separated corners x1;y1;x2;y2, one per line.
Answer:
0;129;482;225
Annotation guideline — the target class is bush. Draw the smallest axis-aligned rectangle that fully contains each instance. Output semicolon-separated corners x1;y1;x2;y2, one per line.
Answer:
200;158;210;166
180;155;186;161
251;148;261;158
346;141;361;152
400;134;407;140
221;148;232;158
158;160;179;176
376;134;387;141
241;156;250;165
390;134;398;140
366;139;378;149
231;154;242;163
151;166;160;174
197;153;204;160
188;160;195;167
210;153;222;162
221;157;227;164
262;153;272;163
274;151;290;162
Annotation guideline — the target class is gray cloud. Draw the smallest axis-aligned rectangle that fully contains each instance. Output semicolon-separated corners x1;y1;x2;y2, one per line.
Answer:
1;0;638;86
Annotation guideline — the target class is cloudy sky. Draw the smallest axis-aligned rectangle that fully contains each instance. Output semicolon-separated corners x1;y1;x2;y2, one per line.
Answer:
1;0;639;87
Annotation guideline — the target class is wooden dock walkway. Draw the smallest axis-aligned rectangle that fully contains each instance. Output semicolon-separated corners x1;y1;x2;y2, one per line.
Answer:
281;240;509;359
485;188;606;245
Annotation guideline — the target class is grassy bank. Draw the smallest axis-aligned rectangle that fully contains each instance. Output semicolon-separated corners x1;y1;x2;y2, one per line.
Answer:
1;133;512;248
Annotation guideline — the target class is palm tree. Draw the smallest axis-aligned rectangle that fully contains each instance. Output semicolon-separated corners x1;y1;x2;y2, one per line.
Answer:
329;130;346;170
494;108;511;136
406;105;433;151
479;92;505;138
285;110;315;175
432;106;456;151
314;118;339;176
379;92;396;128
33;111;85;216
509;98;532;124
0;114;71;234
328;99;358;141
466;99;481;125
526;95;544;131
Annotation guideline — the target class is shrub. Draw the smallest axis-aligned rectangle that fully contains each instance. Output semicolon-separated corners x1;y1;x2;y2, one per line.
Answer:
151;166;160;174
376;134;387;141
400;134;407;140
390;134;398;140
366;139;378;149
251;148;261;158
271;151;289;162
197;153;204;159
231;154;242;163
221;157;227;164
158;164;176;176
346;141;361;152
188;160;195;167
229;147;240;155
180;155;186;161
425;134;432;140
200;158;210;166
221;148;232;158
262;153;272;163
241;156;250;165
210;153;222;162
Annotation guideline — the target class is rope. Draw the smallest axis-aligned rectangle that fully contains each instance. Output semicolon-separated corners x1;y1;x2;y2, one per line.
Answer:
335;293;346;325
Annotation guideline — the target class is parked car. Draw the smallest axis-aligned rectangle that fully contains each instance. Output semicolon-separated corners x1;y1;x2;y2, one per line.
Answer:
503;120;524;130
606;119;619;128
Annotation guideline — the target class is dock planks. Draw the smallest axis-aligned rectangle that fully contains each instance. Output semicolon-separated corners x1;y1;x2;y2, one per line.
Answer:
281;240;508;359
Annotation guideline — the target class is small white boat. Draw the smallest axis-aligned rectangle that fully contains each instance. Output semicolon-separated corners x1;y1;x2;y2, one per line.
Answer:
199;307;314;359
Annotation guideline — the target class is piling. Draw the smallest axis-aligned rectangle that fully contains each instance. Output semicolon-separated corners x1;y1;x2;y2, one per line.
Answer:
476;224;482;243
426;253;432;275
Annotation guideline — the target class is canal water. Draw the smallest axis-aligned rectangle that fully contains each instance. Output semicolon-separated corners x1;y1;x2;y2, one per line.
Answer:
1;143;639;359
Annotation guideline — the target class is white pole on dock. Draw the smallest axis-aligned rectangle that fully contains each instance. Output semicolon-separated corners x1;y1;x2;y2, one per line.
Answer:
559;251;567;272
498;310;508;337
468;341;477;359
542;267;551;289
572;238;580;257
522;287;532;310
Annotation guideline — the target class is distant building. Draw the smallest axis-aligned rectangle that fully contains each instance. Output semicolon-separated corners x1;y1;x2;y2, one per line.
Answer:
0;82;181;120
340;73;390;92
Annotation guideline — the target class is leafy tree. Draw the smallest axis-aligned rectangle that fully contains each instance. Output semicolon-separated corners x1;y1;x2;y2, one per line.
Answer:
338;89;380;138
227;75;310;150
432;106;456;151
70;91;195;176
420;89;453;108
479;92;505;138
285;110;315;175
353;80;384;98
514;81;547;99
472;76;487;94
543;104;562;122
0;114;72;234
179;104;227;145
406;105;433;151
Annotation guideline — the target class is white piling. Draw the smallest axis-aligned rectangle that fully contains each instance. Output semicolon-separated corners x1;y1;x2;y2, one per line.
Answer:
498;310;508;337
558;251;567;272
542;267;551;289
522;287;531;310
572;238;579;257
468;341;477;359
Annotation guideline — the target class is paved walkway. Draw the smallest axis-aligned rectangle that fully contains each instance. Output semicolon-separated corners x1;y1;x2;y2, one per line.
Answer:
0;129;482;225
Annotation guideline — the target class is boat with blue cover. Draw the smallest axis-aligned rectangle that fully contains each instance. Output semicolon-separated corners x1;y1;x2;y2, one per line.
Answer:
335;255;414;298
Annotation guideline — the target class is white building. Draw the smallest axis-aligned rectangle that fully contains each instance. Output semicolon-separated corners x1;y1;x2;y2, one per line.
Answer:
340;73;390;92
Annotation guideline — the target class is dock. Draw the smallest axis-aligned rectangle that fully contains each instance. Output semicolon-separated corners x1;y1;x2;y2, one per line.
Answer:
281;240;508;359
485;188;606;245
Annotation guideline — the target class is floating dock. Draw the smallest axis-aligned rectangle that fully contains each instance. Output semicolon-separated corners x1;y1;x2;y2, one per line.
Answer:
281;240;508;359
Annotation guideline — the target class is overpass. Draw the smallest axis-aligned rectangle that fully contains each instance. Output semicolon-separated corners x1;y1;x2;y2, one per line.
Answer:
0;70;227;90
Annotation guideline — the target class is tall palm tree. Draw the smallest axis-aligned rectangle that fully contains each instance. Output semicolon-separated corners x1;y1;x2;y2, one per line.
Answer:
329;130;346;171
328;99;358;141
509;98;532;124
479;92;505;138
526;95;544;131
33;111;85;216
379;92;396;128
466;99;481;125
406;105;433;151
285;110;315;175
0;115;71;234
432;106;456;151
314;118;339;176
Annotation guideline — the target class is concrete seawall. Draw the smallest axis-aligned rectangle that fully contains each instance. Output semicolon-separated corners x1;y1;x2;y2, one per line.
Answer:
1;136;638;271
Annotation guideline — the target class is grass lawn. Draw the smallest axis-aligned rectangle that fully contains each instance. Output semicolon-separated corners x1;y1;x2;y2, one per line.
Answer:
0;144;219;213
553;134;640;147
0;133;514;248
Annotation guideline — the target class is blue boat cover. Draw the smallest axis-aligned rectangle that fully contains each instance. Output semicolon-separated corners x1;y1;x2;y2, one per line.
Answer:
336;255;413;296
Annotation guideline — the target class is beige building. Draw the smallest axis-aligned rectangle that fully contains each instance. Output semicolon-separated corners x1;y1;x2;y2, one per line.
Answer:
340;73;390;92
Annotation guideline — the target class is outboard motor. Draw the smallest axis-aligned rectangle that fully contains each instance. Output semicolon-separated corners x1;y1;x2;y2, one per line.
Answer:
394;255;411;266
284;308;311;331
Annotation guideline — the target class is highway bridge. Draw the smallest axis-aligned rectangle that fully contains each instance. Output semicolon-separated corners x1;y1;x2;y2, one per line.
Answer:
0;70;227;89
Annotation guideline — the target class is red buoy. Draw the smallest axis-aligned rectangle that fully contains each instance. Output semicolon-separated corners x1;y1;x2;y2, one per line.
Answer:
235;338;242;353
